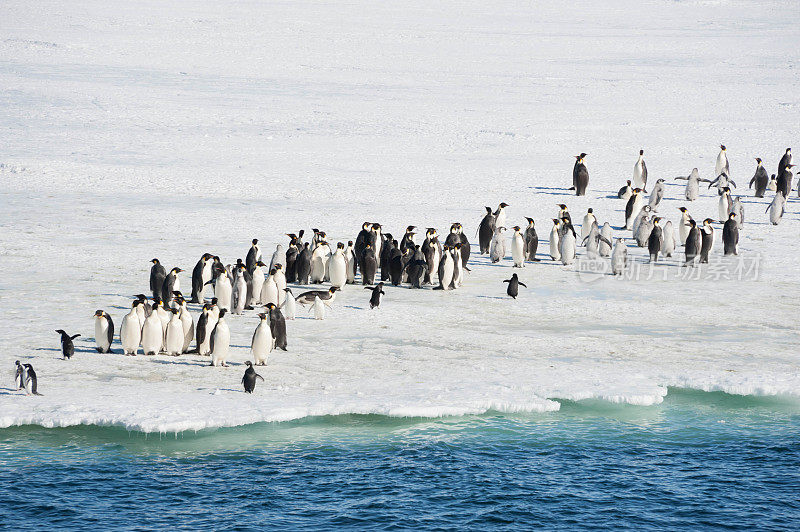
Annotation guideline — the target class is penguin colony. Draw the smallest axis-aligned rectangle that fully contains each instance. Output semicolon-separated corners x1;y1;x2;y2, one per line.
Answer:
16;146;794;395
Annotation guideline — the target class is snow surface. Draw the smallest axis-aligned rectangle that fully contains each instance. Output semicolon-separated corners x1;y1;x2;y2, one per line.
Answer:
1;0;799;432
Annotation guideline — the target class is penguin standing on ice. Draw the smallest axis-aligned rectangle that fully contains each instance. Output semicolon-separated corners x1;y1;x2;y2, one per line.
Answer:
478;207;496;254
503;273;527;299
150;258;166;301
494;203;509;232
678;207;692;245
209;309;231;367
633;149;648;191
232;265;248;315
345;241;357;284
388;243;404;286
749;158;769;197
400;226;416;254
766;192;786;225
716;144;730;178
661;221;675;258
251;313;274;365
776;164;794;198
55;330;80;360
191;253;211;303
435;246;454;290
422;228;442;285
557;204;571;224
648;179;665;212
599;223;613;257
121;301;142;355
246;239;261;274
23;364;42;396
161;267;183;305
618;180;633;200
611;238;628;275
14;361;25;390
699;218;715;264
141;303;163;356
625;189;644;230
242;361;264;393
266;303;287;351
559;219;577;265
581;209;596;242
489;226;506;263
361;244;377;285
310;296;325;320
722;212;739;256
647;217;663;263
719;187;733;222
674;168;710;201
524;218;539;261
778;148;792;179
328;242;347;289
295;243;312;285
164;308;184;356
511;226;525;267
573;154;589;196
366;282;385;309
549;219;561;261
93;310;114;353
684;220;701;267
280;288;296;320
195;304;211;355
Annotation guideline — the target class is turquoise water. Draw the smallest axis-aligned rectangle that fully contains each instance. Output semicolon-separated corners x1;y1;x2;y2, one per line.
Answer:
2;389;799;529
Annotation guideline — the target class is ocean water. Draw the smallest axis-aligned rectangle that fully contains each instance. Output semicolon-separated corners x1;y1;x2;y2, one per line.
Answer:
1;389;799;530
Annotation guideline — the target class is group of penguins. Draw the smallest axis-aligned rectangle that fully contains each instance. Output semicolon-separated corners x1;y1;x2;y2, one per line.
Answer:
17;145;793;395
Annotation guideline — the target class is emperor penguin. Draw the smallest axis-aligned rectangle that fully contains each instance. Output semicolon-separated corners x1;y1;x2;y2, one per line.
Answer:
250;261;266;306
246;238;261;274
632;205;652;236
195;304;212;355
164;308;184;356
370;224;383;263
661;220;675;258
767;174;777;192
214;269;233;311
269;244;283;272
354;222;372;268
266;303;287;351
684;220;701;267
635;212;653;247
361;244;377;285
209;309;231;367
559;220;577;265
285;238;299;283
435;246;454;290
280;288;296;319
242;361;265;393
93;310;114;353
715;144;730;178
15;361;26;390
648;217;663;262
232;265;248;315
511;226;525;267
722;212;739;256
345;241;357;284
311;296;325;320
524;218;539;261
731;197;744;227
251;313;274;365
406;246;428;289
191;253;211;303
581;208;596;242
457;223;471;269
633;149;648;191
478;207;496;254
708;172;736;196
134;294;148;329
295;242;312;285
599;223;613;257
494;203;509;232
502;273;527;299
574;154;589;196
380;233;395;281
56;329;80;360
778;148;792;179
422;228;442;285
678;207;692;245
309;241;330;283
674;168;710;201
549;219;561;261
700;218;715;263
273;264;287;305
618;180;633;201
155;298;171;340
261;268;279;307
201;256;215;300
141;304;163;356
766;192;786;225
611;239;628;276
583;222;609;260
750;158;769;197
776;164;794;198
175;295;194;353
625;189;644;230
366;282;385;308
150;258;166;301
120;302;141;356
388;243;404;286
161;267;183;306
557;204;571;223
489;226;507;263
648;179;666;212
719;187;733;222
23;364;41;396
328;242;347;288
451;244;464;288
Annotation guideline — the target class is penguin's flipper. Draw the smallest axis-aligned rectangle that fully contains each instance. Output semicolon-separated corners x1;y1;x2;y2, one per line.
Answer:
519;282;528;288
502;279;510;283
729;179;737;188
256;374;264;382
674;176;688;181
71;334;81;340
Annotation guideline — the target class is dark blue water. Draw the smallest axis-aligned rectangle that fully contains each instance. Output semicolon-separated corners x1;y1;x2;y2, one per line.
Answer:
1;389;799;530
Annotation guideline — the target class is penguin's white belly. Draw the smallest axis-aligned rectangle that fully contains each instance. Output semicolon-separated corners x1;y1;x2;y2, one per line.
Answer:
620;188;632;201
626;199;643;229
283;295;296;319
599;225;613;257
511;235;525;267
233;278;247;314
549;229;561;261
633;162;645;188
135;307;146;331
441;258;454;289
251;323;273;364
560;233;576;265
612;248;626;274
211;324;230;366
180;311;193;352
313;297;325;320
120;315;141;354
216;279;232;310
261;279;279;306
95;320;110;351
328;255;347;288
165;321;183;355
661;223;675;257
490;235;505;263
686;179;699;201
310;255;326;282
274;272;287;304
251;270;264;305
141;317;163;355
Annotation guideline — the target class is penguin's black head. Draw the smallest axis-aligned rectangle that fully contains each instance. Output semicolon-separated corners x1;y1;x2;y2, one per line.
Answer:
499;202;509;208
786;148;791;153
557;204;567;209
170;308;179;315
627;180;631;185
348;240;353;246
258;313;267;319
245;361;253;367
639;149;644;156
252;238;258;245
132;300;141;308
173;267;183;273
218;309;228;318
689;219;697;227
275;263;283;270
135;293;147;300
720;144;726;150
236;259;244;266
514;225;521;231
55;329;66;336
312;228;319;234
202;304;210;311
266;303;276;310
94;309;103;317
729;212;736;219
256;261;266;267
211;297;218;304
679;207;687;212
580;152;587;158
337;242;344;249
287;233;297;239
552;218;559;225
330;287;339;293
406;225;415;232
755;157;762;163
15;360;20;366
270;268;277;275
151;258;159;264
587;208;593;213
525;217;534;224
304;242;310;248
